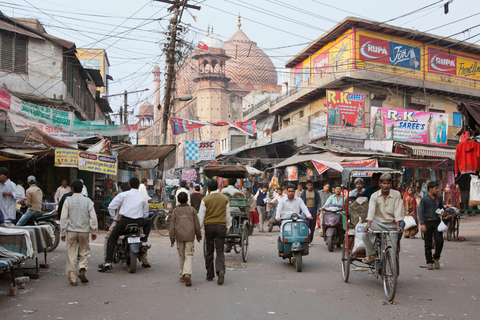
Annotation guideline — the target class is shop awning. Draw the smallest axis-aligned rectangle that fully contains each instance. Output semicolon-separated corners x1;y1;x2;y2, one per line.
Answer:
116;144;176;162
275;152;371;168
396;143;455;160
0;148;35;159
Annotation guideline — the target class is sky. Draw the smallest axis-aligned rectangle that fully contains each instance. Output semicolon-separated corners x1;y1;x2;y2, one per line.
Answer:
2;0;479;125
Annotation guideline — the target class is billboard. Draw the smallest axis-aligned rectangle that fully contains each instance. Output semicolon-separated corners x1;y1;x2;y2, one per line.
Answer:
326;90;365;127
76;49;108;93
55;149;117;175
185;140;216;161
370;107;449;146
310;114;328;140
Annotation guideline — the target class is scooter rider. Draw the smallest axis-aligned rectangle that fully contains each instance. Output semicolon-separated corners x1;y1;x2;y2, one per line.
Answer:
276;184;312;240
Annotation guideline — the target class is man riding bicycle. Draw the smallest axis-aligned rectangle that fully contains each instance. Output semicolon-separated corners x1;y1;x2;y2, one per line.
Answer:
363;174;404;264
275;184;312;240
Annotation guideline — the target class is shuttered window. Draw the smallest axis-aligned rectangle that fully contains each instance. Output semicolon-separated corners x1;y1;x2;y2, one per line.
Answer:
0;30;28;74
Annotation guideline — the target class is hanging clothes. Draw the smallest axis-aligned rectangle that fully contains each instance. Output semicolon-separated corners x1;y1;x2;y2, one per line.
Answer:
444;186;455;206
460;131;470;143
430;169;436;182
447;171;455;186
455;140;480;175
469;175;480;206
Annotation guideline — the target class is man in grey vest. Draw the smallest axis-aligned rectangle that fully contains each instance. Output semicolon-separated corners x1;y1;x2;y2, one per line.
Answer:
60;180;98;286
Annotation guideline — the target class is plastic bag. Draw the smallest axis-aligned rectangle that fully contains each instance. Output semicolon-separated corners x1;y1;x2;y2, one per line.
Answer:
437;220;448;232
404;215;417;230
352;219;367;254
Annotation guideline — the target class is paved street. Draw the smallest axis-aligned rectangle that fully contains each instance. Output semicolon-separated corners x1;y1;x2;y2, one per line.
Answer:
1;216;479;320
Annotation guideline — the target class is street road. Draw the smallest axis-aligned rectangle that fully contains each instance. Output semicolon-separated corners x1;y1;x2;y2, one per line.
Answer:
1;216;479;320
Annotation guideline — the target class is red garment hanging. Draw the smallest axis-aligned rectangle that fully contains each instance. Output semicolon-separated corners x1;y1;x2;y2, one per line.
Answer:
460;131;470;143
455;140;480;175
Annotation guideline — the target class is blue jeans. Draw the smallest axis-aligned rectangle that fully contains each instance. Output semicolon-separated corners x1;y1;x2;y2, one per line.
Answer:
16;209;40;226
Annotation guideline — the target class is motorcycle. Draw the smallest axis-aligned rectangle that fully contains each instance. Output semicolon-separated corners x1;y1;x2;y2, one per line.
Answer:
18;206;60;252
322;205;344;252
267;203;281;232
277;213;309;272
113;223;149;273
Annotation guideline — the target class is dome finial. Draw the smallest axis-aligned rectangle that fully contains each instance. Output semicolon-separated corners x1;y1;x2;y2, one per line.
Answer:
211;26;214;34
207;24;210;36
237;13;242;29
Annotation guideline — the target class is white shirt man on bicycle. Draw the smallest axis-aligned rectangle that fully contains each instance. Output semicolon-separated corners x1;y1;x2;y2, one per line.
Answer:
362;174;404;264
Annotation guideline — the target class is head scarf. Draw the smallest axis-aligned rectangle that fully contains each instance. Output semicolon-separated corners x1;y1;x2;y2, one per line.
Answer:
403;187;416;212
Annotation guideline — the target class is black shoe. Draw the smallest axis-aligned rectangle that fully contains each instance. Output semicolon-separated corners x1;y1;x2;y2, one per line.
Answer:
206;275;213;281
217;270;225;285
98;264;113;273
142;263;151;268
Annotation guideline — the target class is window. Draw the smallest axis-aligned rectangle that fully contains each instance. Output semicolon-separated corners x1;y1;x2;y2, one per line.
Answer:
0;31;28;74
452;112;462;127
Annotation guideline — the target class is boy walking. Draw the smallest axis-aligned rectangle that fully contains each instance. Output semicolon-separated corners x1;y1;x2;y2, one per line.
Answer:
60;180;97;286
169;192;202;286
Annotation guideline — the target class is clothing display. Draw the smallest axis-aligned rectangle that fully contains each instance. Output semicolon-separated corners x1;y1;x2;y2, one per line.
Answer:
469;175;480;206
455;140;480;175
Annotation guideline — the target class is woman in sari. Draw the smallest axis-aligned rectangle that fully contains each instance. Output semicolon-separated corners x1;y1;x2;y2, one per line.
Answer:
436;115;447;144
443;184;455;206
403;187;418;238
372;109;386;140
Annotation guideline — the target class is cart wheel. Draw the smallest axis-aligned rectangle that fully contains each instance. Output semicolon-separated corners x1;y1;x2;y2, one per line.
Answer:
241;225;249;263
341;240;350;282
383;247;398;302
295;252;302;272
447;219;453;241
234;243;241;254
327;236;334;252
455;217;460;238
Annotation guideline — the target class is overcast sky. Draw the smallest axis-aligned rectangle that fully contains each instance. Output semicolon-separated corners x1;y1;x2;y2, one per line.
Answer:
2;0;479;124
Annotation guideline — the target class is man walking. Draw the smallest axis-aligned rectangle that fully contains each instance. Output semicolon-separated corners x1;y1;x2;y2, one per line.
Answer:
55;179;71;203
175;180;191;206
198;179;231;285
0;167;22;223
190;185;203;212
254;184;268;232
139;178;154;203
318;183;332;236
60;180;97;286
300;180;321;245
17;176;43;226
418;181;444;270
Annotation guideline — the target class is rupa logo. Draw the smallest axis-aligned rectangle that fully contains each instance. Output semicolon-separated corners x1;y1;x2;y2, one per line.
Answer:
429;49;456;75
359;35;389;64
0;89;11;111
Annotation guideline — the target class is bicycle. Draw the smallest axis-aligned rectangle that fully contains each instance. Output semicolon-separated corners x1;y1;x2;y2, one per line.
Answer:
152;210;171;236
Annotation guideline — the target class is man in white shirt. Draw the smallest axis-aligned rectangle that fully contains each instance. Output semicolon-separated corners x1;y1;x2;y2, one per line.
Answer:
98;177;152;272
139;178;154;202
16;180;26;202
363;174;404;264
175;180;191;206
55;179;72;203
275;184;313;240
0;167;22;222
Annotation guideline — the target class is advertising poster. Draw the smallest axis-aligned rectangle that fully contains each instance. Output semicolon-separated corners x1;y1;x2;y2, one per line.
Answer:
310;114;328;140
340;159;378;168
54;149;79;168
55;149;117;175
285;166;298;181
370;107;449;146
182;169;197;181
326;90;365;127
185;140;216;161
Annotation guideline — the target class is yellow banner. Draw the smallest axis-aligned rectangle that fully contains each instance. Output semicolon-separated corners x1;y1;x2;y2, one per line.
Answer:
54;149;79;168
55;149;117;175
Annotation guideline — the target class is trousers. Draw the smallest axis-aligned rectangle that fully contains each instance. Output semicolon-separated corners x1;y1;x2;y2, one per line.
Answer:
363;219;398;257
307;207;317;243
204;224;226;278
424;220;444;264
177;241;195;276
66;231;90;283
257;206;266;231
16;209;40;226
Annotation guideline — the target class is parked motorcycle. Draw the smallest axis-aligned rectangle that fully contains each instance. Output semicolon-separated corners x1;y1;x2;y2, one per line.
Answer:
322;205;344;252
113;223;149;273
18;206;60;252
277;213;309;272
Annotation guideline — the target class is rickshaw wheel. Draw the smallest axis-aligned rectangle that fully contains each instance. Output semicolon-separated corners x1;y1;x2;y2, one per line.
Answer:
341;239;350;282
295;252;302;272
383;247;398;302
241;224;249;262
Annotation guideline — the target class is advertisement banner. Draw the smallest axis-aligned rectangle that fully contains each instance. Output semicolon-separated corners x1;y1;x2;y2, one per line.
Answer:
326;90;365;127
340;159;378;168
310;114;328;140
327;126;369;140
185;140;216;161
171;118;255;137
26;128;77;149
312;160;329;175
55;149;117;175
54;149;79;168
370;107;449;146
285;166;298;181
182;169;197;181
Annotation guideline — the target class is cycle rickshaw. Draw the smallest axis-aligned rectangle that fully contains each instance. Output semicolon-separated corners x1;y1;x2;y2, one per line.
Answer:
340;167;403;302
203;165;260;263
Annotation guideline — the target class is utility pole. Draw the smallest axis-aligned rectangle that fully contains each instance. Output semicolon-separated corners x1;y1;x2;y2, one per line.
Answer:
154;0;200;145
104;88;149;125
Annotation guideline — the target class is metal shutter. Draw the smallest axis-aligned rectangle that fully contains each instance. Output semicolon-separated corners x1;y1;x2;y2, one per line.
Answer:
0;30;28;73
14;35;28;73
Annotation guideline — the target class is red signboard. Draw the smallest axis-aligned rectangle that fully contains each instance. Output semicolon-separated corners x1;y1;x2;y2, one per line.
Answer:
340;159;378;168
0;89;11;111
312;51;329;73
312;160;329;175
428;48;457;75
359;35;390;64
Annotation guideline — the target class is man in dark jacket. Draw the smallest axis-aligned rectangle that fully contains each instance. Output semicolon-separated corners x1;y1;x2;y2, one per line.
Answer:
418;181;444;270
254;184;268;232
300;180;321;245
190;185;203;212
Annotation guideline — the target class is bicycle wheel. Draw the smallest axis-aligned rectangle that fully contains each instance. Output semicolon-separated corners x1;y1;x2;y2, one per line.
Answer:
446;219;454;241
383;247;398;302
341;239;350;282
455;216;460;239
159;214;171;237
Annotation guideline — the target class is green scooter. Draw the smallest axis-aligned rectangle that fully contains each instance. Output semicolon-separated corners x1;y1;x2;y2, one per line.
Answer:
277;213;309;272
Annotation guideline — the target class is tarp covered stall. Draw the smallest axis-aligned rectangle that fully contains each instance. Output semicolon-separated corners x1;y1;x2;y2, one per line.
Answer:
116;145;177;162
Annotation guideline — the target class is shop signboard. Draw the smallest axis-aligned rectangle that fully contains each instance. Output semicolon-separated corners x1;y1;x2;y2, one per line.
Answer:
370;107;449;146
310;114;327;140
326;90;365;127
182;169;197;181
340;159;378;168
312;160;329;175
185;140;216;161
55;148;117;175
327;126;369;140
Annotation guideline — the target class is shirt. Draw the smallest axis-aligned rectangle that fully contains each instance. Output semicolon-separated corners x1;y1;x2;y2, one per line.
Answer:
175;187;191;206
323;194;346;207
367;189;404;223
319;190;332;207
275;197;312;220
25;184;43;212
222;185;244;212
60;193;97;237
16;185;26;200
418;195;444;225
349;188;366;198
0;178;22;220
108;189;149;219
54;186;72;203
270;193;286;205
198;190;231;229
305;190;316;208
139;183;151;201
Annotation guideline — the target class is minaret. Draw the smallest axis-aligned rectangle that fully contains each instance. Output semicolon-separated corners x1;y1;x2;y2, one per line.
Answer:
153;65;161;122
